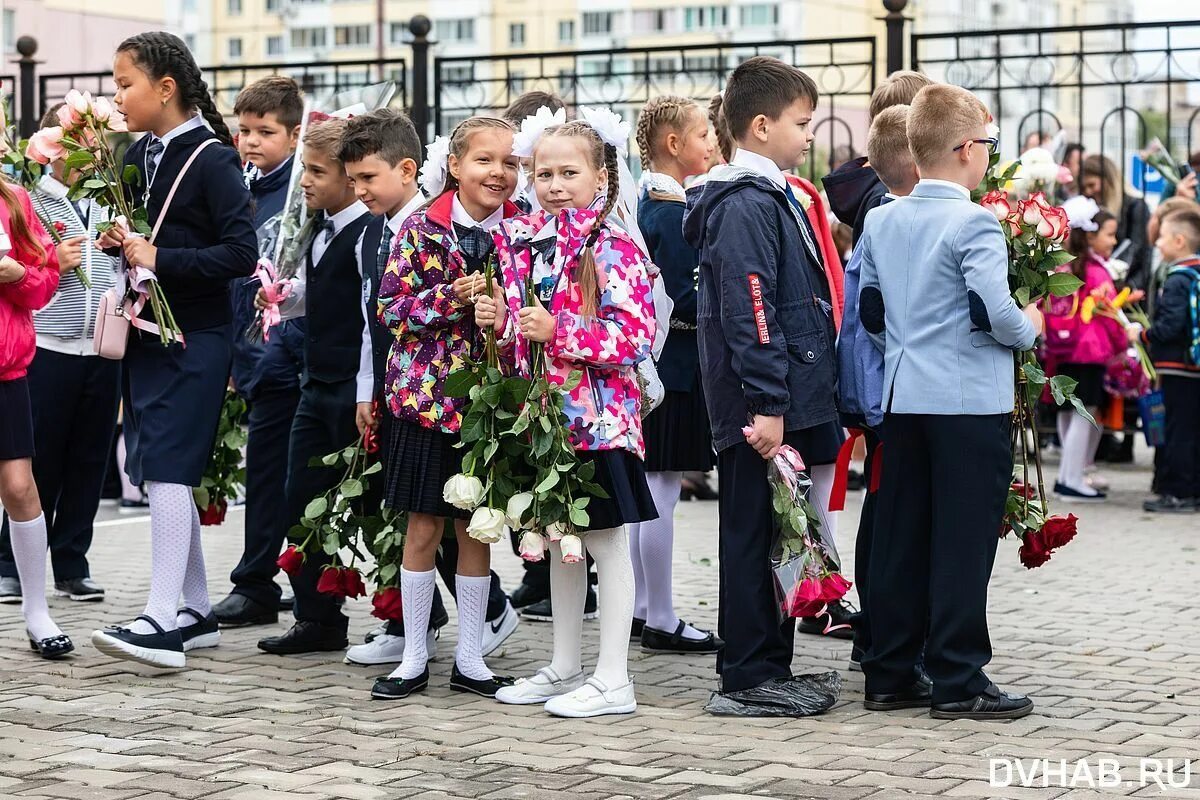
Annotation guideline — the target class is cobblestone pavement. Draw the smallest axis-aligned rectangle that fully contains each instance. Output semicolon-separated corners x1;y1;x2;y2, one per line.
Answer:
1;450;1197;800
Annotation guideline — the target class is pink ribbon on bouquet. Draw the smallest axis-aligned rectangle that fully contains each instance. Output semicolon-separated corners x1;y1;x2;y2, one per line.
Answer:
127;264;185;347
254;258;292;342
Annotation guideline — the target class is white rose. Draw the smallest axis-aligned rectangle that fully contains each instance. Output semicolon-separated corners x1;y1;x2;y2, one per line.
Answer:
443;473;485;510
518;530;546;562
559;533;584;563
545;522;567;542
467;507;506;544
505;492;534;529
92;96;114;123
65;89;92;115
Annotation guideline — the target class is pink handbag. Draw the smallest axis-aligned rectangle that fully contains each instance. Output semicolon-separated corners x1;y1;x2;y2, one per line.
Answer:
93;138;217;360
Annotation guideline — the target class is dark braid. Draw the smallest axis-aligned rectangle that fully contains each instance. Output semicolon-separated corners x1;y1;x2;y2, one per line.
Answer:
117;32;234;147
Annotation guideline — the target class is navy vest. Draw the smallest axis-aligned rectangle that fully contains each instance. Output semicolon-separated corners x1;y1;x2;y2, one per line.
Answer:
303;212;372;385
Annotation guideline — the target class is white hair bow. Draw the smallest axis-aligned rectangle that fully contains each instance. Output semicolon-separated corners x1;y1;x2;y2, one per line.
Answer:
417;135;451;198
512;106;567;159
1061;195;1100;232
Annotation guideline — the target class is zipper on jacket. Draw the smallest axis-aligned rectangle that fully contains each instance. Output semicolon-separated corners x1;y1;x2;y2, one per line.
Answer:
587;368;608;441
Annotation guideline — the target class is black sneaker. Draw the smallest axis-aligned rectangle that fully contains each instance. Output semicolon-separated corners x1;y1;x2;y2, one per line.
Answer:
449;664;515;698
864;678;932;711
797;599;858;640
641;620;723;655
630;617;645;640
371;667;429;700
931;684;1033;720
0;577;20;604
54;577;105;602
119;497;150;512
1142;495;1197;513
178;608;221;652
521;587;599;622
509;582;549;609
91;616;185;669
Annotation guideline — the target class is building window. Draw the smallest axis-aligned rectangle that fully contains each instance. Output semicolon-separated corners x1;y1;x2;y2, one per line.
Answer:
509;23;526;47
683;6;728;31
507;70;526;94
266;0;281;11
434;19;475;43
228;0;242;14
557;68;574;92
266;35;284;56
2;9;15;54
184;33;197;52
582;11;615;36
558;20;575;43
334;24;371;48
650;57;677;76
633;9;672;33
290;27;327;49
739;3;778;26
390;22;413;45
228;37;243;59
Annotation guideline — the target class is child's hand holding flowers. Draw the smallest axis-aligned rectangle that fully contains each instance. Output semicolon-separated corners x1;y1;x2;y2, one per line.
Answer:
518;296;555;342
452;272;484;303
474;289;505;332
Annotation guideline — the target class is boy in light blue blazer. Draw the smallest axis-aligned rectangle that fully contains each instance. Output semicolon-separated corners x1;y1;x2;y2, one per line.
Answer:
857;84;1043;721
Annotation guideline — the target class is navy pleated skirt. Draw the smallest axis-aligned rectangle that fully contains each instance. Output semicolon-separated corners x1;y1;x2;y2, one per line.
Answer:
0;377;35;460
385;419;469;520
122;324;232;486
577;449;659;531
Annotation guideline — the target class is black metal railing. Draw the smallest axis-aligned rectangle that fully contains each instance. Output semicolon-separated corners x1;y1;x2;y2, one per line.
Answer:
37;58;408;119
434;36;876;179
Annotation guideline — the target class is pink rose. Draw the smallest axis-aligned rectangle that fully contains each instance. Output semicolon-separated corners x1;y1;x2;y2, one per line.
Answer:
64;89;93;116
559;533;584;563
518;530;546;562
981;190;1012;221
1020;198;1046;227
1043;205;1070;243
92;96;114;124
56;103;82;131
25;126;67;165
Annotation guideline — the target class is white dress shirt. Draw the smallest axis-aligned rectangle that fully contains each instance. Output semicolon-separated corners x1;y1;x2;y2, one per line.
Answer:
731;148;789;190
450;193;506;232
146;114;207;183
914;178;972;200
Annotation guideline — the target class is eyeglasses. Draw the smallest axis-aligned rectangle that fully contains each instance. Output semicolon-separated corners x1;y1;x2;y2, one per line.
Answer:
953;137;999;155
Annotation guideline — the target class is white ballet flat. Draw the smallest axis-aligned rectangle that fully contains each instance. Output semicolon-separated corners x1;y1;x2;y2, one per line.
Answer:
494;666;585;705
543;677;637;718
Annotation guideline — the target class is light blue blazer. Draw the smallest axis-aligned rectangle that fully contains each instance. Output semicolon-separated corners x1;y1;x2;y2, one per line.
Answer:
857;180;1037;415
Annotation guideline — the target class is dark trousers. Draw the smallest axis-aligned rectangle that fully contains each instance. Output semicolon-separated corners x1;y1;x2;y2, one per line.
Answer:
852;428;882;657
0;349;120;580
229;384;301;606
863;413;1010;704
1159;375;1200;499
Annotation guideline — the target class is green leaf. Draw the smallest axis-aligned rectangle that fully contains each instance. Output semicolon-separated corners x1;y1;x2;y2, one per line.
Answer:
535;470;560;493
322;534;340;555
379;563;398;584
442;368;479;398
341;479;364;498
64;150;93;170
1046;271;1084;297
363;461;383;476
1048;374;1077;406
122;164;141;185
1013;286;1030;307
568;505;590;527
1069;395;1096;426
481;382;503;407
304;496;328;519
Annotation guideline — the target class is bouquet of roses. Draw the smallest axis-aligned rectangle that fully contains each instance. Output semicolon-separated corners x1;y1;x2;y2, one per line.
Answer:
1001;484;1078;569
193;390;247;526
1082;286;1155;386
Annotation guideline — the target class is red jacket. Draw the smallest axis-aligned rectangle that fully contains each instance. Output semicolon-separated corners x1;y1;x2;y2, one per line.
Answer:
1;185;59;381
788;175;845;331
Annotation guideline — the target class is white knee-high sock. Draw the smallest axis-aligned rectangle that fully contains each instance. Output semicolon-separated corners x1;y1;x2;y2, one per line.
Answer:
454;574;494;681
547;539;585;679
1058;413;1096;493
1056;410;1071;451
628;522;647;621
1085;416;1103;471
9;514;62;641
177;502;211;626
390;566;435;679
131;481;195;633
584;526;635;689
635;472;705;639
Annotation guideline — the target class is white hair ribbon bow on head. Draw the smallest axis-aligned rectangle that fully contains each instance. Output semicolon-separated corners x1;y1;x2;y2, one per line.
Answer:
512;106;567;159
418;134;451;198
1061;195;1100;232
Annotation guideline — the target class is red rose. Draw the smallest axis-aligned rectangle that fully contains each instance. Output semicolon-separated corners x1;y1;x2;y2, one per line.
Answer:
1042;204;1070;243
198;499;227;526
819;573;852;603
341;568;367;599
316;566;343;596
1010;481;1036;500
371;586;403;621
981;190;1012;222
276;545;305;576
1019;531;1052;569
52;220;66;234
1040;513;1078;550
786;577;825;618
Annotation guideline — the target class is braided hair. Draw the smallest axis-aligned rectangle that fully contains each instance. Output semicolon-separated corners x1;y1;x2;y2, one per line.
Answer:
707;94;734;164
635;95;700;197
537;120;619;317
117;32;234;147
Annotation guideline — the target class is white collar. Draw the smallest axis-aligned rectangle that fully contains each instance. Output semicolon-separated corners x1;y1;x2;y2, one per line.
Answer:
640;171;686;198
156;114;207;150
37;174;69;200
452;192;505;231
388;191;426;234
731;148;787;190
532;216;557;244
327;200;369;234
916;178;971;200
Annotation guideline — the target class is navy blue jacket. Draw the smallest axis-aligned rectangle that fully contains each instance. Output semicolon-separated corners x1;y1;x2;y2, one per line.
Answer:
822;156;887;247
122;127;258;333
1148;260;1200;372
683;167;838;453
639;194;700;392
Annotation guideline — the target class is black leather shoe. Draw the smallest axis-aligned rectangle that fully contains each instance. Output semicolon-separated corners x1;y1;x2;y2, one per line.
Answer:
449;664;515;697
641;620;724;654
797;599;858;640
28;630;74;659
521;587;598;622
214;593;278;628
54;577;105;602
371;667;429;699
257;621;348;655
865;679;933;711
931;684;1034;720
630;617;645;640
91;616;185;668
278;591;295;611
178;608;221;652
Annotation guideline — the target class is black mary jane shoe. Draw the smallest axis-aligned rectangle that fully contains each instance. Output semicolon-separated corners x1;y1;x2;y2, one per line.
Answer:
371;667;430;700
630;617;645;641
28;631;75;659
449;664;515;698
90;616;185;669
641;620;724;655
864;678;933;711
178;608;221;652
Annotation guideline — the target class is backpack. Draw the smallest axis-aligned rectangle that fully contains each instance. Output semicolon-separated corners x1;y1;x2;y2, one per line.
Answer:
1170;265;1200;366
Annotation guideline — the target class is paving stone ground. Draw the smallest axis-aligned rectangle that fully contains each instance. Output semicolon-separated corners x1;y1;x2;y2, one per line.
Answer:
1;448;1197;799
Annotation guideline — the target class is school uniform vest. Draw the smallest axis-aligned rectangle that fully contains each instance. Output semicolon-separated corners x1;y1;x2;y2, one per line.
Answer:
303;213;372;385
359;215;393;397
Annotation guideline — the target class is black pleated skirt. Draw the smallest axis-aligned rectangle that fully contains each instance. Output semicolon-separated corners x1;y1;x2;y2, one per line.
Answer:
578;449;659;531
0;378;35;460
1058;362;1106;408
384;419;470;520
788;420;846;467
643;387;717;473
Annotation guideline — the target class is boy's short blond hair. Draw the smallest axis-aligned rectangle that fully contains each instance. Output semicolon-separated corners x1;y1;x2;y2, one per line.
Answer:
869;70;933;122
906;84;989;172
867;105;913;191
304;118;348;162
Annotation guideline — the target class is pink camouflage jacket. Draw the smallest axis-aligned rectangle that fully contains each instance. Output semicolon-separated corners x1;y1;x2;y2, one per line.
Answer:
491;207;656;457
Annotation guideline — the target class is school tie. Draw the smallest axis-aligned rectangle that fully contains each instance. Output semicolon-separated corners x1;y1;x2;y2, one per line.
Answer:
145;137;165;187
453;223;494;264
319;214;336;243
783;183;821;265
376;226;393;278
530;237;556;264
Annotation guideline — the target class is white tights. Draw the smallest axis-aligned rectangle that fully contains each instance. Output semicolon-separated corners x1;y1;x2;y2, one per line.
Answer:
1057;410;1101;495
129;481;211;634
629;472;705;640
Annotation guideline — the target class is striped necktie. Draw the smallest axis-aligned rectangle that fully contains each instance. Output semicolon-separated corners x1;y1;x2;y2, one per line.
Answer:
145;138;165;187
377;225;393;278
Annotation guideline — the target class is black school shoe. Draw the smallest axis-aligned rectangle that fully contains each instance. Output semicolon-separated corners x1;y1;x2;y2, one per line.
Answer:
213;593;278;627
630;617;645;640
371;667;429;700
931;684;1033;720
864;678;933;711
641;620;724;655
178;608;221;652
797;599;858;640
521;586;599;622
1142;495;1197;513
449;664;515;698
28;630;74;659
257;620;348;655
91;616;185;669
54;577;105;602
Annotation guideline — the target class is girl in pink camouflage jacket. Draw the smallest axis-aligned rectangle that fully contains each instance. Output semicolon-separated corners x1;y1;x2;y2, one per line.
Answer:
476;117;658;718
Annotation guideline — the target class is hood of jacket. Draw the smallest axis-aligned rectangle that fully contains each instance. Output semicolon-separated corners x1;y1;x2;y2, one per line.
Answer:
682;166;784;250
822;156;886;229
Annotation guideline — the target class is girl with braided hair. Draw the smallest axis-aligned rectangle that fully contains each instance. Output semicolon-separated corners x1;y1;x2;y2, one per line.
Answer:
91;31;259;669
629;96;722;655
477;116;657;718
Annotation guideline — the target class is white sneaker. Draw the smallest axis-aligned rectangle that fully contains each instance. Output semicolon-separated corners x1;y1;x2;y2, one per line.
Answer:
481;601;519;657
364;623;387;643
344;629;438;666
543;677;637;718
495;666;585;705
